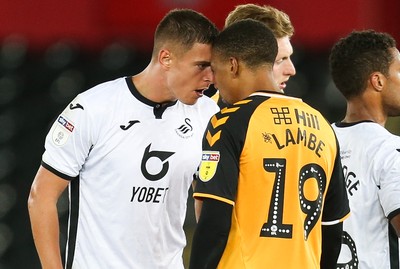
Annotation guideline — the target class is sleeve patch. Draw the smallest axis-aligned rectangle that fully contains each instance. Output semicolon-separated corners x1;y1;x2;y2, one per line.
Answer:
199;151;220;182
52;115;74;146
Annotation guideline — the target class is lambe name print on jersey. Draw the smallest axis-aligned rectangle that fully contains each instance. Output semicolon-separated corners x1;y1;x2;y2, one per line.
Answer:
268;107;325;157
130;143;175;203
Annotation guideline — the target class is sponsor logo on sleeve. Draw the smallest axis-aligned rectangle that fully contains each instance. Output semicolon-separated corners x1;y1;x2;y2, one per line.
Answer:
52;115;74;146
57;115;75;132
199;151;220;182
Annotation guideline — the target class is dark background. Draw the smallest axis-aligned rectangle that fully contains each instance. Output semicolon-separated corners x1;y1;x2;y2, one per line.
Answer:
1;0;400;268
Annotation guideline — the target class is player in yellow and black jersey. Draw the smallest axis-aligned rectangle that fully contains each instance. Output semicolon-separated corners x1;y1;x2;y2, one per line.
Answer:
189;19;350;269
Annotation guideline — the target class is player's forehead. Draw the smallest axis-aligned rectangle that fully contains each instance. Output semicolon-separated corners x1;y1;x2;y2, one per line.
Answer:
276;36;293;56
210;51;224;67
175;43;211;65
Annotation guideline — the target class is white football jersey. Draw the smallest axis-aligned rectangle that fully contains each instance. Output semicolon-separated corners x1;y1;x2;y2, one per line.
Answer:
42;77;219;269
332;121;400;269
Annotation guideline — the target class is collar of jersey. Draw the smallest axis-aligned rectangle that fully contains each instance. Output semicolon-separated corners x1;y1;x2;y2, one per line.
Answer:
250;90;301;101
334;120;375;128
125;76;177;108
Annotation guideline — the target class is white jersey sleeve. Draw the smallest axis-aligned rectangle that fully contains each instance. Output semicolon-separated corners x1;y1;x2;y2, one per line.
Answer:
42;92;95;178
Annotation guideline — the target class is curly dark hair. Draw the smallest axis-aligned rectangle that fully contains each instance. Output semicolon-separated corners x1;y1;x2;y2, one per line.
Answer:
329;30;396;99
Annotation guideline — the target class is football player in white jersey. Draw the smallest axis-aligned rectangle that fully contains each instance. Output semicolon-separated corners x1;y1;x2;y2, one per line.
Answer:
330;30;400;268
27;9;219;269
204;4;297;109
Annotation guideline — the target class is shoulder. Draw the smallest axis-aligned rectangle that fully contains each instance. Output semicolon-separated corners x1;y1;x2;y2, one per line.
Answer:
72;77;129;111
333;121;400;143
182;96;220;119
81;77;127;102
196;95;220;111
335;121;400;160
209;96;267;134
380;131;400;157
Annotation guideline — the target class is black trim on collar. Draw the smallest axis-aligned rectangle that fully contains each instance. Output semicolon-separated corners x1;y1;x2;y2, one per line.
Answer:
125;76;177;119
254;90;285;96
334;120;375;128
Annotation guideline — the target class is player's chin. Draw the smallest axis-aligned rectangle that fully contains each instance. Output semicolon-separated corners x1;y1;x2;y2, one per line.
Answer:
181;95;201;105
180;89;205;105
183;99;198;105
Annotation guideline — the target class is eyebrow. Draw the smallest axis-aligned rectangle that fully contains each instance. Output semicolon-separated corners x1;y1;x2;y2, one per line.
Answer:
194;61;211;66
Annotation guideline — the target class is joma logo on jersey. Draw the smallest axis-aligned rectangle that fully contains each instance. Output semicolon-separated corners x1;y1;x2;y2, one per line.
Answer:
120;120;140;130
69;103;84;110
199;151;220;182
57;115;74;132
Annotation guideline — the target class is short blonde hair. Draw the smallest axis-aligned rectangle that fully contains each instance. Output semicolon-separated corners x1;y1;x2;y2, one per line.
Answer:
225;4;294;38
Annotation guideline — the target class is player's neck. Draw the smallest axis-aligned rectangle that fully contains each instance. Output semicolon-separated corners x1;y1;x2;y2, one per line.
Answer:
343;102;387;126
241;68;280;96
132;66;176;104
342;88;387;126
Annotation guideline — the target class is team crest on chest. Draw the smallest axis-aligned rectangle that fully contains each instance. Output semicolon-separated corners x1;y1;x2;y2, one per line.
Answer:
175;118;194;139
199;151;220;182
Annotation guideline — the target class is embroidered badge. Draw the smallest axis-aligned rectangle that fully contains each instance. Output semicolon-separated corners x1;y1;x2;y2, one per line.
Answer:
199;151;220;182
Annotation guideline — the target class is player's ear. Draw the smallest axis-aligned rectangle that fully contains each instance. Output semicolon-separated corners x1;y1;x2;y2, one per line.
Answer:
370;72;385;92
159;49;172;69
229;57;239;77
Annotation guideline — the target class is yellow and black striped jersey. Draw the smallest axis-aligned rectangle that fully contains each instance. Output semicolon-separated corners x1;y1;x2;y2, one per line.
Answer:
195;92;350;269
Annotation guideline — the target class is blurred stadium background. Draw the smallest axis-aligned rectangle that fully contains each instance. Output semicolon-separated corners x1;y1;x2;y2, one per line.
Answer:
0;0;399;268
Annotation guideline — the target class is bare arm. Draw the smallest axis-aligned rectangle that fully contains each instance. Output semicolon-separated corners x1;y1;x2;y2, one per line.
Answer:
390;213;400;237
28;165;70;269
194;199;203;223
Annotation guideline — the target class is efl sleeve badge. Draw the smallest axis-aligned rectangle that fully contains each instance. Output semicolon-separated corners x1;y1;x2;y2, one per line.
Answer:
199;151;220;182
